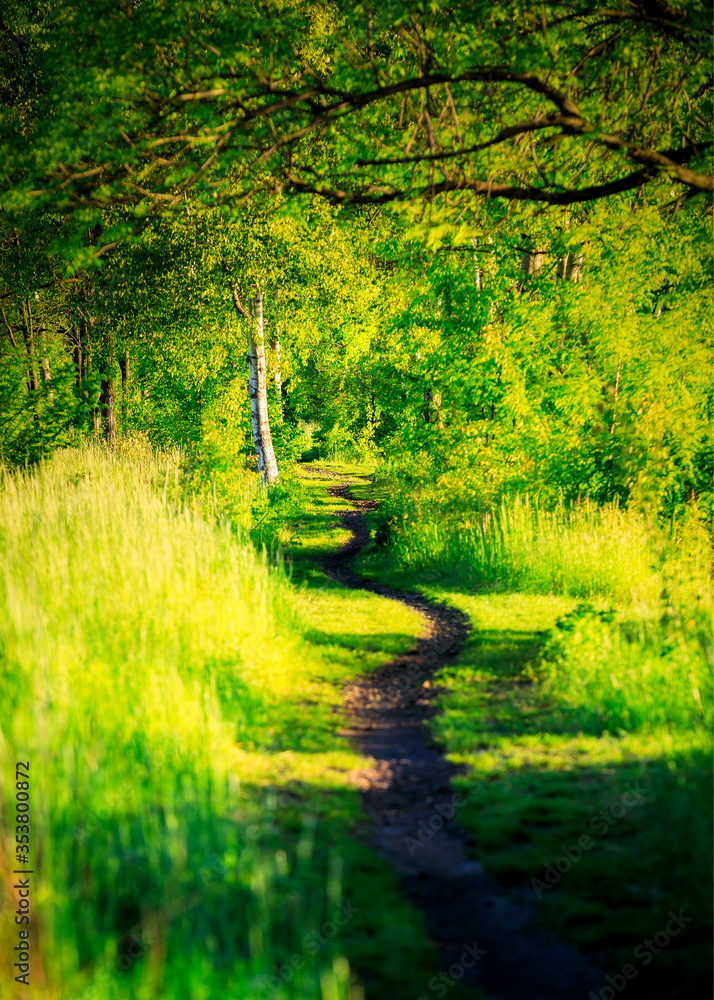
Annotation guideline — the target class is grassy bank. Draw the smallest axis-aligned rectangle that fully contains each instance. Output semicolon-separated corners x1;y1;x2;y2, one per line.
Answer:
0;445;471;1000
357;482;712;1000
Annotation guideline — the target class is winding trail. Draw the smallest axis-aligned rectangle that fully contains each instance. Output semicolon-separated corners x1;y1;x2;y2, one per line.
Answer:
320;474;600;1000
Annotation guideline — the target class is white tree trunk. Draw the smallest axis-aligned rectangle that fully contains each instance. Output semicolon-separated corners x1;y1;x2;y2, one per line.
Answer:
471;238;483;292
520;248;546;277
517;242;546;293
247;291;279;485
557;252;583;282
38;325;53;402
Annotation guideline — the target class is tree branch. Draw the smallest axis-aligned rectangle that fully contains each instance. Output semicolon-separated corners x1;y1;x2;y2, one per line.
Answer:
0;298;19;349
282;165;662;206
228;282;250;318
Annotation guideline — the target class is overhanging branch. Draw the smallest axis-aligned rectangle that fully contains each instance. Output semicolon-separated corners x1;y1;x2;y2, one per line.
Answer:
282;165;664;206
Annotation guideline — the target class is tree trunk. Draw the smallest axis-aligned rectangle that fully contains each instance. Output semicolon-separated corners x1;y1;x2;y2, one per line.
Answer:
434;391;443;428
471;237;483;292
247;291;279;485
0;300;18;350
520;247;546;279
38;325;53;402
557;252;583;282
75;307;97;430
100;373;117;441
72;325;82;388
568;255;583;282
73;316;91;387
423;389;443;427
423;388;432;423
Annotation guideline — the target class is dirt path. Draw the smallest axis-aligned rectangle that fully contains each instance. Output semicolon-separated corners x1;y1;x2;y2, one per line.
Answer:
321;476;601;1000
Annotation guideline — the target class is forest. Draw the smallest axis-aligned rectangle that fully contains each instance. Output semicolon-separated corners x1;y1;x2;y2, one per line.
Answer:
0;2;711;999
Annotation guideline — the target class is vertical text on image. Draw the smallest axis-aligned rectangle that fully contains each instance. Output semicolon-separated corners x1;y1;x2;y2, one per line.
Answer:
13;759;32;986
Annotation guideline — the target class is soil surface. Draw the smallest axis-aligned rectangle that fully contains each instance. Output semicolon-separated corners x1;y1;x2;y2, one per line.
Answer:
320;474;601;1000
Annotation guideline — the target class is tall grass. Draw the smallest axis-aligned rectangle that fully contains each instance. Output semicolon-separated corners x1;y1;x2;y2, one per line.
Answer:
0;441;354;1000
379;494;709;606
536;603;711;733
362;473;712;994
365;490;712;734
294;420;320;458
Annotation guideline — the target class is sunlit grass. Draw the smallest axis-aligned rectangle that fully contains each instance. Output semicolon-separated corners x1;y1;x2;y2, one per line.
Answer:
365;491;710;608
427;590;712;1000
360;488;712;733
357;480;712;1000
0;444;440;1000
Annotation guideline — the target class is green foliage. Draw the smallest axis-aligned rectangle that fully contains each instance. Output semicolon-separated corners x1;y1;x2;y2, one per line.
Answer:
249;469;309;550
1;6;710;517
1;1;710;216
364;203;712;519
0;341;81;464
537;602;711;732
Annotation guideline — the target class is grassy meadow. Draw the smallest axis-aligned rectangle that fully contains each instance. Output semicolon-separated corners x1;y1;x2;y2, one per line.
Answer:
356;477;712;1000
0;439;710;1000
0;443;474;1000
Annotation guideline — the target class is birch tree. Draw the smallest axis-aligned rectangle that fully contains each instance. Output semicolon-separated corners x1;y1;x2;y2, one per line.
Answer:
230;285;279;485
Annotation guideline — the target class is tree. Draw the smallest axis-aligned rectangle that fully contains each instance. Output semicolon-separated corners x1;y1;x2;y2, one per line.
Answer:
1;0;711;238
0;0;709;520
229;286;280;485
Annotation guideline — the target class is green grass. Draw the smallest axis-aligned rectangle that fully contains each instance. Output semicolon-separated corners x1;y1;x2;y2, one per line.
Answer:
0;444;476;1000
4;440;708;1000
357;484;713;1000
